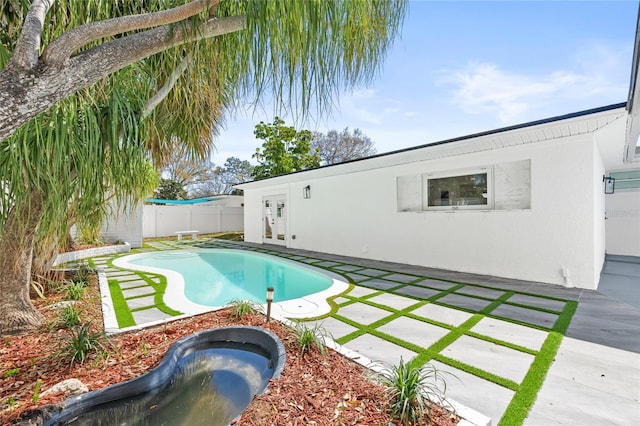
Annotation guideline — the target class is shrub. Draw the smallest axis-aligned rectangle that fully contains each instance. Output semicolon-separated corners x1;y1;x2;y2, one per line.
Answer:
60;324;111;367
292;322;330;356
228;299;261;320
377;357;451;426
65;280;86;301
71;263;93;285
59;304;81;328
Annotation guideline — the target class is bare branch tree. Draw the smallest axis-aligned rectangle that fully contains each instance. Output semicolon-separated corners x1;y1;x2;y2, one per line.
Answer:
311;128;377;165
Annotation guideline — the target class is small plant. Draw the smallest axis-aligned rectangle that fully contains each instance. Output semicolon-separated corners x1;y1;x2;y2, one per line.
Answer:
71;263;93;285
228;299;261;320
65;280;86;301
59;304;81;328
377;357;451;426
7;396;15;407
32;379;42;404
292;322;330;356
3;368;20;378
60;323;111;367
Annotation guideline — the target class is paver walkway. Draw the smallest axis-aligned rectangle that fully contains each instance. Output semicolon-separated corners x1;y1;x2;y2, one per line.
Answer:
92;239;640;426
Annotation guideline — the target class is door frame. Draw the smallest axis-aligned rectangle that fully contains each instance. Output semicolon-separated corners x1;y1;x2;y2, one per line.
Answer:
262;195;287;245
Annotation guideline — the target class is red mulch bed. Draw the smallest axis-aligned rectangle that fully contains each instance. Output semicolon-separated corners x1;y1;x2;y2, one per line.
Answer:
0;275;459;425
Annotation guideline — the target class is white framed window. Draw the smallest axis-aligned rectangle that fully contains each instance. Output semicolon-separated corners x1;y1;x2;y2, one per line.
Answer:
423;168;492;210
609;169;640;190
397;160;530;213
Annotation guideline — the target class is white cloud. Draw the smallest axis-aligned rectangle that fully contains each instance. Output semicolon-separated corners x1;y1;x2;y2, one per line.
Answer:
439;42;630;123
338;90;408;125
349;88;377;100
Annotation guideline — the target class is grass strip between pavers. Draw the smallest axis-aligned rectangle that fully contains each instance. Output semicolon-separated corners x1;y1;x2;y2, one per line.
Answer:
465;330;539;356
497;300;578;426
107;279;135;328
105;256;182;326
432;353;520;391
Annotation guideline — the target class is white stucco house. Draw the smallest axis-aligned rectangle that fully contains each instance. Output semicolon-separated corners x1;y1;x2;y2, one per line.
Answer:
236;28;640;291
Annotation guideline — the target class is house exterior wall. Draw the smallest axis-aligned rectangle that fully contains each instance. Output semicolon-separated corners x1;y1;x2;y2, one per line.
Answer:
592;140;607;284
595;116;640;257
605;187;640;256
242;127;612;290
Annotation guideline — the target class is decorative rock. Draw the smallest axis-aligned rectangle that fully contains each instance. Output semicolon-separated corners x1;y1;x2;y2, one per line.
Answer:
41;378;88;397
46;300;76;310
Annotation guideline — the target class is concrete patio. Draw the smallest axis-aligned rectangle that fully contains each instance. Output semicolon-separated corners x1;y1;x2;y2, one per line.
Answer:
94;239;640;426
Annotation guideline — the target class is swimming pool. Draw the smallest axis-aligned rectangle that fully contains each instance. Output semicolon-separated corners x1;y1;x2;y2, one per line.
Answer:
112;249;348;318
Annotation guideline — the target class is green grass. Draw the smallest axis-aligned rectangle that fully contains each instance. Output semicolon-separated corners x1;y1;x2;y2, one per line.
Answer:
103;256;182;328
107;279;135;328
328;279;577;425
143;232;244;244
498;301;578;426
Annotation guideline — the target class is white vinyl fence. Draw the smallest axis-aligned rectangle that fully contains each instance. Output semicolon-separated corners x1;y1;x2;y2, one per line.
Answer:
143;204;244;238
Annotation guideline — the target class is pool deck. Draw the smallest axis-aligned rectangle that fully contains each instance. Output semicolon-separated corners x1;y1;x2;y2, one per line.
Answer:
93;239;640;426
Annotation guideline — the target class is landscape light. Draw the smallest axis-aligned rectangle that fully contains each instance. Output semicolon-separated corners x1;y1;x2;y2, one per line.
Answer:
266;286;274;322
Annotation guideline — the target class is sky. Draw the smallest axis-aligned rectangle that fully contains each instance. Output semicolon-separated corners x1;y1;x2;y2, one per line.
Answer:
210;0;639;165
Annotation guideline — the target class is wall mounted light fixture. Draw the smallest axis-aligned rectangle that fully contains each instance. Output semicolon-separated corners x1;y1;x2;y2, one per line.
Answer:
303;185;311;199
603;175;615;194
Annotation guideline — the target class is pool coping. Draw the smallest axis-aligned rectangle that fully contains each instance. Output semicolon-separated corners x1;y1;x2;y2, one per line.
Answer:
110;248;349;323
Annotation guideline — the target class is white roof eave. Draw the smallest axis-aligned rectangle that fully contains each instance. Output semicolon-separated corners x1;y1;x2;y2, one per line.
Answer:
236;105;627;190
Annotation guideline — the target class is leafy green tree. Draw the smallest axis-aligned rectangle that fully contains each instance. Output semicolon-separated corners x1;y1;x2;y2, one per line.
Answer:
312;128;377;165
154;179;189;200
0;1;407;334
252;117;320;179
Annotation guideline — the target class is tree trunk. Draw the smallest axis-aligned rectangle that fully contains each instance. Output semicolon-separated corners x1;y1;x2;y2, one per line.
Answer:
0;14;245;142
32;233;61;278
0;191;45;335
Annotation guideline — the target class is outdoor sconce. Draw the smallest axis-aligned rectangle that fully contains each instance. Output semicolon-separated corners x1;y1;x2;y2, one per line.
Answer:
603;175;615;194
303;185;311;199
266;286;274;322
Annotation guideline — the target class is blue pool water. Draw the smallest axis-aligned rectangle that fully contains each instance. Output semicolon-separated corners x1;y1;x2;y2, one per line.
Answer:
126;249;332;307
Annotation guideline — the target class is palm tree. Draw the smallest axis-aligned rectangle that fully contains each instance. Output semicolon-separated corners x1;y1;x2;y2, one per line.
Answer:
0;0;408;334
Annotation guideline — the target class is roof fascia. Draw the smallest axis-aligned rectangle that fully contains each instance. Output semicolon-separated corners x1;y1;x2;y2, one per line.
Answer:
624;5;640;163
236;103;627;189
